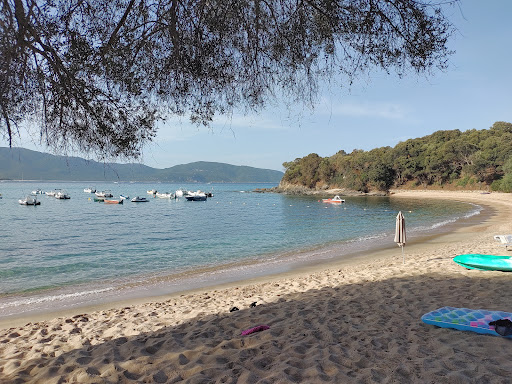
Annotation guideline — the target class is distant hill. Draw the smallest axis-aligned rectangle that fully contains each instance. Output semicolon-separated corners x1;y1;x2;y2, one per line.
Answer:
0;148;283;183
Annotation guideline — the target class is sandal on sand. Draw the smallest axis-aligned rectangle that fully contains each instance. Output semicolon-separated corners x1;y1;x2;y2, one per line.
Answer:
241;325;270;336
230;307;239;312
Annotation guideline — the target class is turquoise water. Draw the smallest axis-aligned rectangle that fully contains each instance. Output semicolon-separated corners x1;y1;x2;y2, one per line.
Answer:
0;181;481;318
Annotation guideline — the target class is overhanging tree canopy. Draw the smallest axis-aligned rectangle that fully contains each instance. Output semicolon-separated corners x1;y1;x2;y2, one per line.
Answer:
1;0;457;159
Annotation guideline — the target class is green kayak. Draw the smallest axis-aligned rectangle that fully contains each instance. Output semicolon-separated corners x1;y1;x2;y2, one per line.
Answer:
453;254;512;271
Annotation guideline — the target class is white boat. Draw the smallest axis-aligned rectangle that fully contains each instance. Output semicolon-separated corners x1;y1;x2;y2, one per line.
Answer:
185;190;207;201
55;190;71;199
19;195;41;205
84;187;96;193
120;194;129;200
45;189;60;197
131;196;149;202
156;192;173;198
147;189;157;195
175;189;185;197
322;195;345;204
31;189;44;195
95;190;113;198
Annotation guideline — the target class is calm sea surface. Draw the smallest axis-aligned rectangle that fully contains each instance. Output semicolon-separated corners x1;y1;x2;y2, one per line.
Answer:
0;181;481;319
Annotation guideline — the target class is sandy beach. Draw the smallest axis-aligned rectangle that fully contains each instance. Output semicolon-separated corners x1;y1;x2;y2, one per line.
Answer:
1;190;512;383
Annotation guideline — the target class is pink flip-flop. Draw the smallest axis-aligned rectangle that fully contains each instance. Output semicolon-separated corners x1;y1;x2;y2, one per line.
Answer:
241;325;270;336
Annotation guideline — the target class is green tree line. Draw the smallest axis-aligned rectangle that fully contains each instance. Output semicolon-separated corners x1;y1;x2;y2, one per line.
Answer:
282;122;512;193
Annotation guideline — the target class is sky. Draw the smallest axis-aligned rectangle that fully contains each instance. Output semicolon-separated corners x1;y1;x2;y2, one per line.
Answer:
4;1;512;172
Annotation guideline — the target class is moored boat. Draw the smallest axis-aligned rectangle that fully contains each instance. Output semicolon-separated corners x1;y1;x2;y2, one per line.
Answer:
156;192;173;198
147;189;157;195
19;195;41;205
120;194;129;200
31;189;44;195
322;195;345;204
95;190;113;198
185;190;207;201
84;187;96;193
131;196;149;202
55;190;71;199
104;199;123;204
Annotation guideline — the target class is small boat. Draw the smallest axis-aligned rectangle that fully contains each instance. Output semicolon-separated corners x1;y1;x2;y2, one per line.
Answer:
84;187;96;193
55;190;70;199
131;196;149;202
156;192;173;198
93;197;105;202
322;195;345;204
147;189;157;195
119;194;130;200
185;190;208;201
31;189;44;195
19;195;41;205
175;189;188;197
95;190;113;198
104;199;123;204
45;189;60;197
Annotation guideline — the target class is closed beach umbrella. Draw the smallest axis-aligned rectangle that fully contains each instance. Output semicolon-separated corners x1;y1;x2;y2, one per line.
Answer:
394;211;406;264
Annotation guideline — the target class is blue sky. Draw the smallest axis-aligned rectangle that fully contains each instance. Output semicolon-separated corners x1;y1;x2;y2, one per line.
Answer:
5;1;512;172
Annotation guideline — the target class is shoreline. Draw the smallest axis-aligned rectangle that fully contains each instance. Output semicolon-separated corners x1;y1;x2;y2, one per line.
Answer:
2;190;512;383
0;193;485;326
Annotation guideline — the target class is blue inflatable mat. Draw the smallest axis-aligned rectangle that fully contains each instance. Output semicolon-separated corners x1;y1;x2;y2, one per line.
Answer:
421;306;512;338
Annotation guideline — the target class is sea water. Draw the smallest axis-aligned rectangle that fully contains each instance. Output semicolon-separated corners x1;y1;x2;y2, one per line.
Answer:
0;181;481;319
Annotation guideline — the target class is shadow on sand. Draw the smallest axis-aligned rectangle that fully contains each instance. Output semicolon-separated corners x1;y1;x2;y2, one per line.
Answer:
2;271;512;383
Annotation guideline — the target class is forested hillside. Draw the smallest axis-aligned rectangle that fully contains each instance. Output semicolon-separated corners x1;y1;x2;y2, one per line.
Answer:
282;122;512;193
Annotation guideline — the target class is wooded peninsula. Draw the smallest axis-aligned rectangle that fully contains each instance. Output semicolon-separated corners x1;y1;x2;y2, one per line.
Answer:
281;122;512;193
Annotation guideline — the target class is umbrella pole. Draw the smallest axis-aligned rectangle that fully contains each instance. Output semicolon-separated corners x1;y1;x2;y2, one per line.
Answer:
402;245;405;264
